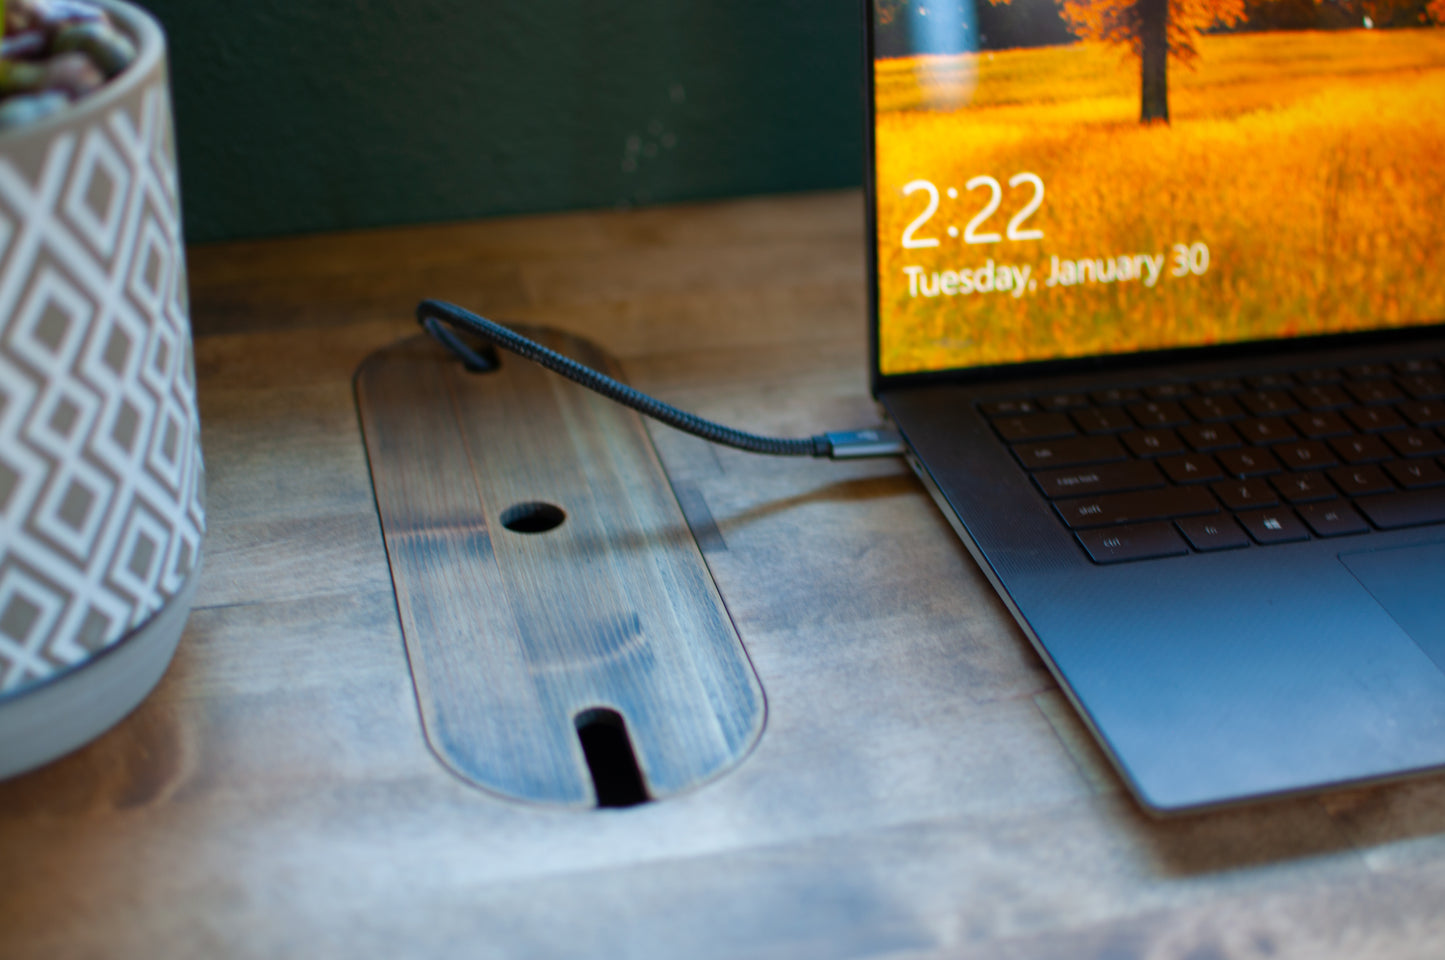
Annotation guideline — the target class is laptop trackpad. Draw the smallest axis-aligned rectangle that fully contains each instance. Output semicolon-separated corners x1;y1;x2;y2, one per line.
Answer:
1341;541;1445;675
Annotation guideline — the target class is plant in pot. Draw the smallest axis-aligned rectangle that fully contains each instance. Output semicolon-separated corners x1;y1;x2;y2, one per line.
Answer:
0;0;205;779
0;0;137;130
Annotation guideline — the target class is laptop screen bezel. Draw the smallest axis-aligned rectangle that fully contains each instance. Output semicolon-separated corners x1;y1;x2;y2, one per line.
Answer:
862;0;1445;398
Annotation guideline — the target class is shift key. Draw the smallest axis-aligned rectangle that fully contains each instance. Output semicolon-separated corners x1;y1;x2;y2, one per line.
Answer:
1055;485;1219;529
1013;435;1127;469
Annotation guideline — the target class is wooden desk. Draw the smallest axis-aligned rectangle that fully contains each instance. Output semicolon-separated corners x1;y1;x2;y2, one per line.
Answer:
4;191;1445;959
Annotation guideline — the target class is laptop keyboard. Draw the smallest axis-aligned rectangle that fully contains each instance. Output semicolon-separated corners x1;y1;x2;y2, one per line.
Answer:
981;358;1445;563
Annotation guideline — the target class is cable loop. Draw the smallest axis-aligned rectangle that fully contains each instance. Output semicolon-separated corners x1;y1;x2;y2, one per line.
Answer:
417;299;829;458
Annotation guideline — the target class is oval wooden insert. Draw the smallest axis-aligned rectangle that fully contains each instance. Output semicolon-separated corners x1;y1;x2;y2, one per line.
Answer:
355;330;765;807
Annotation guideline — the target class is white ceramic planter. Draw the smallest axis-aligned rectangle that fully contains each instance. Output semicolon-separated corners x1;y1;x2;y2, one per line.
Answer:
0;0;203;778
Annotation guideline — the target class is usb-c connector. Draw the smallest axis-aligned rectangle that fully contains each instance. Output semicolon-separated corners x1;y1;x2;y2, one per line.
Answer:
822;429;906;460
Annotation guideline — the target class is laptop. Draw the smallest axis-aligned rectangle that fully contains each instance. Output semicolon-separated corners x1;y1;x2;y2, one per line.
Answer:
864;2;1445;811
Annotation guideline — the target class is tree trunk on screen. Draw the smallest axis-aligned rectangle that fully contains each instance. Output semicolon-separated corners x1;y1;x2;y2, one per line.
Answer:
1139;0;1170;123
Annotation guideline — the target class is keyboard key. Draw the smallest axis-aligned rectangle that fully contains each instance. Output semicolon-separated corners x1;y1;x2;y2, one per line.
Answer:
1013;435;1128;470
1159;453;1224;484
1298;501;1370;538
1274;440;1338;471
1395;359;1441;376
1399;400;1445;427
1122;429;1185;458
1330;433;1393;464
1246;373;1296;389
1177;515;1250;551
1295;367;1344;384
1071;406;1134;434
1091;387;1141;405
1180;422;1243;452
1032;461;1164;499
1143;383;1193;400
1346;405;1405;432
981;399;1038;416
1212;478;1279;511
1054;486;1218;529
1385;428;1445;459
1346;380;1405;405
1076;522;1189;564
1400;374;1445;400
1384;458;1445;489
1345;363;1394;380
1327;464;1394;497
992;412;1078;442
1241;390;1299;416
1039;392;1090;411
1128;401;1190;427
1195;377;1245;394
1184;395;1245;422
1292;384;1351;410
1218;446;1283;477
1271;471;1336;503
1355;488;1445;530
1289;410;1351;438
1237;507;1310;544
1237;417;1297;445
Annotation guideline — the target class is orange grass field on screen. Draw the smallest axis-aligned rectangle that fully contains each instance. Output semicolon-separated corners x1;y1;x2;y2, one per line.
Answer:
874;27;1445;375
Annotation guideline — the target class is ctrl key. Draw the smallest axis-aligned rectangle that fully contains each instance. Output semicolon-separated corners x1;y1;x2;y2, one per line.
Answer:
1076;522;1189;564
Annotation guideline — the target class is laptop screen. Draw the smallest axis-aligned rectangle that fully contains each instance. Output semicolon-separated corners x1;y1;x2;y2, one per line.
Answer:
869;2;1445;378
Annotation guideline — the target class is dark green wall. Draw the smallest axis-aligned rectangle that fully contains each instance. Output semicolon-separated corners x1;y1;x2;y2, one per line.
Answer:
142;1;866;243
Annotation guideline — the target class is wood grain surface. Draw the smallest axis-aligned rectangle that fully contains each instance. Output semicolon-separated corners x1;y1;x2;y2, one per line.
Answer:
3;191;1445;959
356;331;763;806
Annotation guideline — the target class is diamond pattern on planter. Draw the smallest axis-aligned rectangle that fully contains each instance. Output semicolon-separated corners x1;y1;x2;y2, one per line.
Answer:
108;501;169;610
62;126;130;260
0;82;204;696
145;401;185;493
12;267;94;374
127;213;169;318
34;460;114;562
0;564;67;691
0;213;15;272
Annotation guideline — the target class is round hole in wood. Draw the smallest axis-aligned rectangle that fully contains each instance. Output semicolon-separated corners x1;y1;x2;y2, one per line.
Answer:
500;501;566;534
